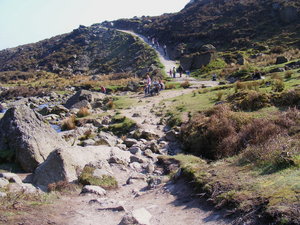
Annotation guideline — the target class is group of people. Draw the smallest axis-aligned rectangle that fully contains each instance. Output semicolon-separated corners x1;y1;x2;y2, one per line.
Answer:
144;74;165;96
147;36;168;57
169;66;190;78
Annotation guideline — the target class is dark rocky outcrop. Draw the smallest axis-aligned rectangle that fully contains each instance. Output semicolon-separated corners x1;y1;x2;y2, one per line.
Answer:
180;44;217;70
64;90;105;109
0;105;66;172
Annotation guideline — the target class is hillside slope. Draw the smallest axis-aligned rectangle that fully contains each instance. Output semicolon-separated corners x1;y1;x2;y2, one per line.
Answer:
104;0;300;59
0;25;160;76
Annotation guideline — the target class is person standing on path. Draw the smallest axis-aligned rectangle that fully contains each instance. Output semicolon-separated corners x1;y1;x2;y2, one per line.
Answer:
178;65;184;78
169;69;172;77
145;74;152;95
172;67;176;78
163;44;167;56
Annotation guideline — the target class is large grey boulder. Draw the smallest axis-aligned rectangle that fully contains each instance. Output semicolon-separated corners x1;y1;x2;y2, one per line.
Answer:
64;90;105;109
0;105;66;172
33;146;112;187
33;146;129;187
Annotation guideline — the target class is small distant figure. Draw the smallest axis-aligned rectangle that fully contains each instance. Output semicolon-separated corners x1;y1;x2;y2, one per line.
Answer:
145;74;152;95
186;70;190;77
212;74;217;81
172;67;176;78
151;37;155;46
169;69;172;77
163;44;167;56
100;86;106;94
178;65;184;78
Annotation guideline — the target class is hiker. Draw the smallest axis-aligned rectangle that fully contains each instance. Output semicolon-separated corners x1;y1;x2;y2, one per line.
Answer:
172;67;176;78
150;79;160;96
186;70;190;77
163;45;167;56
212;73;217;81
145;74;152;95
158;79;165;90
178;65;184;78
100;86;106;94
169;69;172;77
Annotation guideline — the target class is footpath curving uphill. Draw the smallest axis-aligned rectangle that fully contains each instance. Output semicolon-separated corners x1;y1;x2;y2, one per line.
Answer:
118;29;219;88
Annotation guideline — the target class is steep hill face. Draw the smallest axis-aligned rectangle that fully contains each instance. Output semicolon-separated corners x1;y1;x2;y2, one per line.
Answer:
0;25;160;76
104;0;300;59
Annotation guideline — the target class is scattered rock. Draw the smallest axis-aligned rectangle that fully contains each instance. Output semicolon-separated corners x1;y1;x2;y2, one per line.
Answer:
141;130;159;141
270;67;285;73
0;172;22;184
120;208;152;225
0;192;7;197
89;198;125;211
276;56;288;64
109;147;131;165
129;162;143;172
165;130;178;142
128;146;142;155
0;178;9;188
124;138;138;147
130;155;145;163
96;131;118;147
81;185;106;196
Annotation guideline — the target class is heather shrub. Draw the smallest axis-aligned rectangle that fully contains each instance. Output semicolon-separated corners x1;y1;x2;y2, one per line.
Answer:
238;135;299;172
180;80;190;89
227;90;270;111
77;107;90;118
272;89;300;108
0;86;47;100
284;71;293;79
238;119;283;149
48;180;78;193
180;105;297;160
272;79;285;92
61;115;76;131
181;105;240;159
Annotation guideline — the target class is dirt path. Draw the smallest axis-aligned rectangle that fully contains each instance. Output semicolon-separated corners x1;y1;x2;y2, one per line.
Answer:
21;164;231;225
121;89;192;137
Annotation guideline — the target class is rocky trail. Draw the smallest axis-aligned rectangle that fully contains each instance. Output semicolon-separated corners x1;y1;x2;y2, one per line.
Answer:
0;30;232;225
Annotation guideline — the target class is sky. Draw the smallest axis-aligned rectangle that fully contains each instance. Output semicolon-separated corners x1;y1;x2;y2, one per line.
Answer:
0;0;189;50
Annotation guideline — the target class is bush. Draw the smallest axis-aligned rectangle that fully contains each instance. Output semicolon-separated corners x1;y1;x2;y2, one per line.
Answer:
272;79;285;92
61;115;76;131
165;83;176;89
78;165;118;190
77;107;90;118
180;80;190;89
215;91;224;101
284;71;293;79
272;89;300;107
227;90;270;111
180;105;295;160
48;181;78;193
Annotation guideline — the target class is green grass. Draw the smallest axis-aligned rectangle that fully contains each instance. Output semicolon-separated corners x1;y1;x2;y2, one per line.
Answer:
102;114;137;136
160;154;300;224
78;165;118;189
113;96;139;109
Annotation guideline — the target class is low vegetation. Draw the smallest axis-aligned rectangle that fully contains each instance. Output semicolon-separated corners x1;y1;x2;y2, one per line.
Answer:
78;165;118;190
